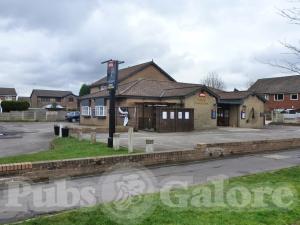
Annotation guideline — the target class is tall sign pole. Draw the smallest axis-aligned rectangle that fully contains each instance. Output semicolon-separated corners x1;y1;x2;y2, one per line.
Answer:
102;59;124;148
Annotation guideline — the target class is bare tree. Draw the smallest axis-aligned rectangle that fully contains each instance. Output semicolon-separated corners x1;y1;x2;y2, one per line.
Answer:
267;3;300;74
201;72;225;90
246;79;256;89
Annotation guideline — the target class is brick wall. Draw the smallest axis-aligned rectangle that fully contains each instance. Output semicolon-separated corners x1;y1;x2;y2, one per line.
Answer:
266;93;300;111
1;138;300;182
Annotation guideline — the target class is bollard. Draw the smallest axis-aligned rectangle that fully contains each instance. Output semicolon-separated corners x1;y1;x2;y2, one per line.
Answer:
91;132;96;144
128;127;134;153
59;124;63;138
78;131;83;141
145;139;154;153
113;133;120;150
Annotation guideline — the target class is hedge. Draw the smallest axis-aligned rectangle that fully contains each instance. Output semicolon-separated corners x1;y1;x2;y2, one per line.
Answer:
0;101;30;112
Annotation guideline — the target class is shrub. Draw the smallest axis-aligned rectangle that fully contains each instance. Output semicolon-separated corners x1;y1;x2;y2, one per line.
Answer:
0;101;30;112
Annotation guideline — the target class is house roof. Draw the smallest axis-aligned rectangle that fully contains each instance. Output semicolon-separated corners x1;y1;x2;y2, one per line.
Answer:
90;61;176;88
208;87;266;104
81;79;216;100
30;89;76;98
249;75;300;94
0;87;17;96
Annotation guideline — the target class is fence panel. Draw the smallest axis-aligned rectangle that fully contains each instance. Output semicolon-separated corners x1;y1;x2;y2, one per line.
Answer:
0;110;67;122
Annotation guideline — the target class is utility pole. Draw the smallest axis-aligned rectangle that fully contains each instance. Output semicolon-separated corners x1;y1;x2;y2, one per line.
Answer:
101;59;124;148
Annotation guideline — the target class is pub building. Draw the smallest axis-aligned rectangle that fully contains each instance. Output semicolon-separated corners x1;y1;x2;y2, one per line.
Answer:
80;61;265;132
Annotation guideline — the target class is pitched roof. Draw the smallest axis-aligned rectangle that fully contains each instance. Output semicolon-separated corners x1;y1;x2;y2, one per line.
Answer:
0;87;17;96
81;79;216;100
249;75;300;94
31;89;76;98
217;91;254;100
206;87;265;103
90;61;176;87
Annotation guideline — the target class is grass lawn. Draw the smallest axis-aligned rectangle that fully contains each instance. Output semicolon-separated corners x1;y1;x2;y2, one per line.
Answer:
13;166;300;225
0;138;129;164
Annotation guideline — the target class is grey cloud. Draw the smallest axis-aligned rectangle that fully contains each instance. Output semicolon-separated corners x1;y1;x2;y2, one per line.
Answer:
0;0;98;32
0;0;299;96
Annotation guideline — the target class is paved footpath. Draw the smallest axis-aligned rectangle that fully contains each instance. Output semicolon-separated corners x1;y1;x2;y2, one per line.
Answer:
1;148;300;224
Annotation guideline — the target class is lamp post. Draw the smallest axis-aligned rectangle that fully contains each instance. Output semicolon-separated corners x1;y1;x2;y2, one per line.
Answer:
101;59;124;148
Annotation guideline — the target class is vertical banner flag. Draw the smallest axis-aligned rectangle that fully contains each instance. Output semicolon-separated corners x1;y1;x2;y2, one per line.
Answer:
107;60;118;90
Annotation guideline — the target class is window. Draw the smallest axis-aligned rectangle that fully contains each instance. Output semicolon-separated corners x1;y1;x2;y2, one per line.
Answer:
81;106;91;116
100;85;107;91
264;94;269;101
185;112;190;119
56;98;61;102
41;97;50;102
95;106;106;117
274;94;284;101
68;97;74;102
290;94;298;100
4;96;12;101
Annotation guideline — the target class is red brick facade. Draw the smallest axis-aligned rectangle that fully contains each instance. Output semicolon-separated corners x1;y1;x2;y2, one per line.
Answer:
265;93;300;111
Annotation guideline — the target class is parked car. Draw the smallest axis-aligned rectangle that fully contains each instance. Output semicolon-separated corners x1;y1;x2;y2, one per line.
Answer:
65;111;80;122
280;109;296;114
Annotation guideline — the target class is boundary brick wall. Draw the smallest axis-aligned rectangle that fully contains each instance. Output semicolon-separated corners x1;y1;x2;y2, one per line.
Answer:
1;138;300;182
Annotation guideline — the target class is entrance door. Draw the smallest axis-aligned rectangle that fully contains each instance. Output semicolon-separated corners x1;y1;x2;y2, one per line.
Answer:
142;105;156;131
217;107;230;126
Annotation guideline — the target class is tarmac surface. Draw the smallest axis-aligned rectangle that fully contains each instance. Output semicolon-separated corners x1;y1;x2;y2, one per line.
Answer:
94;125;300;151
0;122;56;157
0;148;300;223
1;122;300;157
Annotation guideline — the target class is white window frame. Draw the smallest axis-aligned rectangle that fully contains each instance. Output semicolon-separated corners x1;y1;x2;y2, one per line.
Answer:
290;93;298;101
95;106;106;117
264;94;269;101
4;96;12;101
81;106;91;116
100;85;107;91
274;94;284;101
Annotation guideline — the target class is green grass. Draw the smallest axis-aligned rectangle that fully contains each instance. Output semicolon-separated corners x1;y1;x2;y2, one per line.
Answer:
0;138;129;164
13;166;300;225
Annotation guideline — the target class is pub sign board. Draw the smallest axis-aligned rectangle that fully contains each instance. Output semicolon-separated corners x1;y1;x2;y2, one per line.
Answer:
107;60;118;90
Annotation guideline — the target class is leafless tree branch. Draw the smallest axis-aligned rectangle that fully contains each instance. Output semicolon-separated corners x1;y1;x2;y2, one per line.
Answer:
201;72;225;90
265;3;300;74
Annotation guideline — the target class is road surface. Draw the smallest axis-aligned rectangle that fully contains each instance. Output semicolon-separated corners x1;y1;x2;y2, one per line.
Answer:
0;148;300;224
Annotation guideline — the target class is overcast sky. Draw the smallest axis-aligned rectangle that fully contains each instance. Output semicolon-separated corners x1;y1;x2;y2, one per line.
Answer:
0;0;299;96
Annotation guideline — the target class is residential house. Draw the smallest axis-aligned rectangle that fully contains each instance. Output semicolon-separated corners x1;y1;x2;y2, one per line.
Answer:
249;75;300;112
0;87;17;101
80;61;265;131
18;96;31;105
30;89;78;110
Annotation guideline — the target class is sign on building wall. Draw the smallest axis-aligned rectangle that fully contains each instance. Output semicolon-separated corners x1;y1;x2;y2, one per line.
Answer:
195;92;208;104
